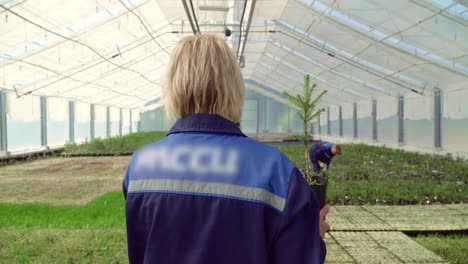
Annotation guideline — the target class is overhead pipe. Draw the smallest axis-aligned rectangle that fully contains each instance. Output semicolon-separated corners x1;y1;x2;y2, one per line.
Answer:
181;0;198;35
188;0;201;34
238;0;257;64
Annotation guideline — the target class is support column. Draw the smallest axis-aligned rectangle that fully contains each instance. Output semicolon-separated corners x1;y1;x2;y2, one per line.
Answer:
398;96;404;145
255;99;260;137
106;106;110;138
0;91;8;153
353;103;358;139
327;107;331;135
129;109;133;133
137;112;141;132
339;105;343;137
372;99;377;142
40;96;47;147
434;89;442;149
69;101;75;143
90;104;95;140
317;115;321;135
263;97;268;132
119;108;123;136
287;106;291;133
159;108;163;130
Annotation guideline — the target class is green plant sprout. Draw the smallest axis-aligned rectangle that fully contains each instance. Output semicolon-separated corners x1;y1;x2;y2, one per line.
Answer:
283;74;327;180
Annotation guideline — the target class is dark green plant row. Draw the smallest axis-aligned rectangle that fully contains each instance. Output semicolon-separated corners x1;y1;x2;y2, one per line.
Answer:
63;132;467;204
63;131;167;156
276;144;467;205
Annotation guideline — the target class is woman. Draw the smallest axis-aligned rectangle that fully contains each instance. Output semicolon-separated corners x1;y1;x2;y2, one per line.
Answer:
123;34;330;264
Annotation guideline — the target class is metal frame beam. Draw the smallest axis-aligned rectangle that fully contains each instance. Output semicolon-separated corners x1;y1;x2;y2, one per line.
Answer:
317;114;321;134
256;99;260;137
264;41;395;97
353;103;358;139
398;96;404;144
90;104;95;140
339;106;343;137
129;109;133;133
251;69;336;105
434;89;442;149
137;112;141;132
296;0;466;77
255;60;363;101
327;107;331;135
0;91;7;152
106;106;111;138
40;96;47;147
262;96;268;133
275;29;427;94
238;0;257;64
69;101;75;143
372;99;377;142
119;108;123;136
181;0;199;35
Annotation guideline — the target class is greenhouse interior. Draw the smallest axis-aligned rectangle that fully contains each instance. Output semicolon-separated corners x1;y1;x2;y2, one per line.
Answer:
0;0;467;263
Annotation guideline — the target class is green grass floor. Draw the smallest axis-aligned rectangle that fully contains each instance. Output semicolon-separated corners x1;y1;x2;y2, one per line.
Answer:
0;192;125;229
1;134;467;263
0;192;126;263
2;229;466;264
1;191;467;264
0;228;127;264
413;234;468;264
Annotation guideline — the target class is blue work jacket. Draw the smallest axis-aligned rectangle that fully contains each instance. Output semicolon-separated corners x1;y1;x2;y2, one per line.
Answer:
309;142;335;172
123;114;326;264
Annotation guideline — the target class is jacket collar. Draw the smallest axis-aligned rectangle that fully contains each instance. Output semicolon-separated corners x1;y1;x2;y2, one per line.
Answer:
168;114;246;137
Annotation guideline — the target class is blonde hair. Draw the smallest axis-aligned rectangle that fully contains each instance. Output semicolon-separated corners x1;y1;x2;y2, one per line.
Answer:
164;34;245;122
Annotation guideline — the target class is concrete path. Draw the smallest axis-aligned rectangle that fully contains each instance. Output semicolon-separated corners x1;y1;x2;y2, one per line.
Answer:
328;204;467;231
325;231;448;264
323;204;467;263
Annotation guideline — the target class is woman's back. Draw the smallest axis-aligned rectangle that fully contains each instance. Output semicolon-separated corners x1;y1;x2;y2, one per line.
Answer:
124;114;326;264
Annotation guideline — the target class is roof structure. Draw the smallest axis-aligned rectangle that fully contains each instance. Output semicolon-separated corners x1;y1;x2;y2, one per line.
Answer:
1;0;467;112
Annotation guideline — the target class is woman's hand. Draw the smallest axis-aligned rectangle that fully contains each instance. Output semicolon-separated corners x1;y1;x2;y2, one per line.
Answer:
319;204;331;239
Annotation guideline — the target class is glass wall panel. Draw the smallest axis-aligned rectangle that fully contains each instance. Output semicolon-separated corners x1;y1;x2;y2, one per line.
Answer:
247;90;269;133
329;105;339;136
405;93;434;148
132;110;140;132
110;107;120;137
357;100;372;140
47;97;69;147
342;103;353;138
442;89;468;153
290;108;303;133
241;100;257;134
75;102;90;143
122;109;131;135
141;107;169;131
94;105;107;139
6;93;41;151
266;98;289;133
377;96;398;144
319;111;327;135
